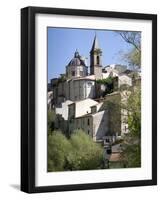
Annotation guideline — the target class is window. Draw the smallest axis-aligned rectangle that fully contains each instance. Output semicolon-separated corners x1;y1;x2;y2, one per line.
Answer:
106;139;110;143
96;55;99;65
91;106;96;113
87;82;92;87
80;71;83;77
72;71;75;76
87;118;90;125
88;130;90;135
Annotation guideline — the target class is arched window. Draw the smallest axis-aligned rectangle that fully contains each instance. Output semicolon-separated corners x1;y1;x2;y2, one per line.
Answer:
96;55;99;65
72;71;75;76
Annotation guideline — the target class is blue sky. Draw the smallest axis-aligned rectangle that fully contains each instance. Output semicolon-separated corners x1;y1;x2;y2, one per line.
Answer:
47;27;132;82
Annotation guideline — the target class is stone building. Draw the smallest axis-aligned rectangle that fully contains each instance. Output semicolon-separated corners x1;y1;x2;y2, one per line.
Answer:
51;75;96;105
48;34;140;143
66;50;88;79
66;90;129;143
49;35;134;107
67;76;96;101
50;35;105;106
68;99;109;141
90;35;102;79
113;73;133;91
54;100;73;134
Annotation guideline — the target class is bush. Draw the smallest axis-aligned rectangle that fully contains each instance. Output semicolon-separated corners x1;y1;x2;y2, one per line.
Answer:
96;77;114;94
96;77;113;85
48;130;71;171
68;130;103;170
121;86;141;168
48;129;104;171
47;110;56;134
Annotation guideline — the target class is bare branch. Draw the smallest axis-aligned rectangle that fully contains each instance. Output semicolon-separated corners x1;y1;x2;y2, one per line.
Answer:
119;32;141;52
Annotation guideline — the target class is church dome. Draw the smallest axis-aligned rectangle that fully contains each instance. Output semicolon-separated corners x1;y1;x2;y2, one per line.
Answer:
68;50;85;66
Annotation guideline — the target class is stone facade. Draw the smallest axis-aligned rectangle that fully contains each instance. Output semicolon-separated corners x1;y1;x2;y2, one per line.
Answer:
66;50;88;79
67;99;108;141
52;77;96;105
118;74;132;88
68;99;98;119
90;35;102;79
67;77;96;101
49;35;134;106
55;100;73;120
48;34;140;143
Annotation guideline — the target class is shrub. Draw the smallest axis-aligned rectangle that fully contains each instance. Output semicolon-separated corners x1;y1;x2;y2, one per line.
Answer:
47;129;104;171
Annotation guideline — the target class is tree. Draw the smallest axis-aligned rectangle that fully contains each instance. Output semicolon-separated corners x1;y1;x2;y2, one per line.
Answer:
47;110;56;134
96;77;114;95
47;129;104;171
67;129;104;170
100;82;141;168
116;31;141;68
120;86;141;167
118;31;141;51
101;93;121;136
48;130;71;172
124;47;141;69
58;74;67;83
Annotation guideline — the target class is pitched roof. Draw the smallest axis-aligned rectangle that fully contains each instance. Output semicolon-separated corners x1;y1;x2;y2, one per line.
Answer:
90;34;101;52
103;64;127;74
122;69;133;74
75;109;106;119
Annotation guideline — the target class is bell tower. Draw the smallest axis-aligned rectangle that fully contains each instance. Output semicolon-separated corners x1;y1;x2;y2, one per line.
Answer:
90;34;102;79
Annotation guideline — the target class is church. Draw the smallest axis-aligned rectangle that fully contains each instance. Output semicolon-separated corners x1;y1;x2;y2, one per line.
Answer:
51;34;113;106
48;34;138;143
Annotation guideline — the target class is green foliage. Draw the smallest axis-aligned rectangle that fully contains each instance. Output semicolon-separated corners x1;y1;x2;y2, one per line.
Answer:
102;94;121;135
96;77;113;85
121;143;141;168
48;130;71;171
118;31;141;51
58;74;67;83
116;31;141;68
121;86;141;167
96;77;114;94
126;86;141;136
47;129;104;172
119;84;130;91
47;110;56;134
68;130;103;170
124;47;141;68
109;161;125;169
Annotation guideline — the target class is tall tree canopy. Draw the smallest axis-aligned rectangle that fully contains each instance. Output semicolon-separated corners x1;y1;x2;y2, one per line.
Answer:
117;31;141;69
48;129;104;171
121;86;141;167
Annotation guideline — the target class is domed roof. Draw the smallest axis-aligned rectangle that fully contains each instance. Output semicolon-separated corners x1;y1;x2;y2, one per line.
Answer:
68;50;85;66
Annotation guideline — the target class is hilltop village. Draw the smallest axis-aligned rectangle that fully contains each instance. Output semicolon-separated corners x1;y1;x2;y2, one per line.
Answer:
48;35;141;146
